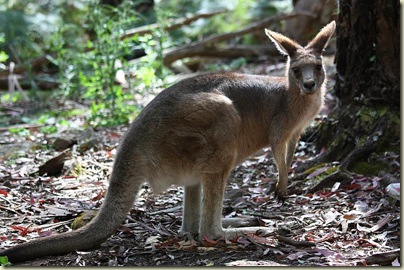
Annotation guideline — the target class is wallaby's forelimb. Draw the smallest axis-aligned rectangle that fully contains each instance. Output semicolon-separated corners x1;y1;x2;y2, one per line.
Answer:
286;131;301;169
271;142;289;200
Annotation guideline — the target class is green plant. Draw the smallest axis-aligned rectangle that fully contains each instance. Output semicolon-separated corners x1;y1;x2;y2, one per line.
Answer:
8;127;31;136
49;0;173;127
0;256;11;266
0;33;8;63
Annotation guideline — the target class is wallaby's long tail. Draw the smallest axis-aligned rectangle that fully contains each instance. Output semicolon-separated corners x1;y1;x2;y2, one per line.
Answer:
0;162;142;263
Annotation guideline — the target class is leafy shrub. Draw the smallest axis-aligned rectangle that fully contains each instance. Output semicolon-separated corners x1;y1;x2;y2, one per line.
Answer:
50;0;172;126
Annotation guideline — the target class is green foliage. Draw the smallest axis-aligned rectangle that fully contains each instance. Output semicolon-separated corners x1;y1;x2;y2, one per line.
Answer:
2;0;290;127
0;5;59;62
0;256;10;266
49;0;172;127
0;33;7;63
205;57;247;72
8;126;30;136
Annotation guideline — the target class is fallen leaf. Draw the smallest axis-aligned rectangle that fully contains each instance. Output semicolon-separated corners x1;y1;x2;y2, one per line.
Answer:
91;190;105;201
392;258;400;266
286;251;308;260
145;235;160;249
248;187;264;194
306;166;330;179
314;247;343;259
10;225;29;236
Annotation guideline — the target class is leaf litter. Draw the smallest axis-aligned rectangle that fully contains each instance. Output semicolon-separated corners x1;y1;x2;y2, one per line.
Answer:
0;94;400;266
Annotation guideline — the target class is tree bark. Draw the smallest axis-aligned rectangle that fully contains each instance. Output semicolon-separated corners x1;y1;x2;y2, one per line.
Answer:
304;0;400;182
285;0;338;45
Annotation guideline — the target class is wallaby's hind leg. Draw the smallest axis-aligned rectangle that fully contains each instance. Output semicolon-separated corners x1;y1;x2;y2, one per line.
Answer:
199;172;228;240
180;184;201;234
199;170;274;241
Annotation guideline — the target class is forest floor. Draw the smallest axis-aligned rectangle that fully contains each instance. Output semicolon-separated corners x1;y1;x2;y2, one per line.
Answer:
0;56;400;267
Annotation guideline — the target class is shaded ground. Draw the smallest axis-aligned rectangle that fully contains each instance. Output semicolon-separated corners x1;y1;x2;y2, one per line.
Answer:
0;56;400;266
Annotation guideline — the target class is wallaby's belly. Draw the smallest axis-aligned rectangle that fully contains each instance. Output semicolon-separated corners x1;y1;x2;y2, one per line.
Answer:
134;90;242;193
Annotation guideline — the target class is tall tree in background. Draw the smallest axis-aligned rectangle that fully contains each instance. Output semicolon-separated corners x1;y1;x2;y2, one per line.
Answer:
309;0;400;187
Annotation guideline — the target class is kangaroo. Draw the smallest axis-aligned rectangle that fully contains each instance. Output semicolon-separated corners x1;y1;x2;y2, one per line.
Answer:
0;21;335;263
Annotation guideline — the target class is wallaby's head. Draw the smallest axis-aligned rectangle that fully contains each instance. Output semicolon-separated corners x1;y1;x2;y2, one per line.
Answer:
265;21;336;95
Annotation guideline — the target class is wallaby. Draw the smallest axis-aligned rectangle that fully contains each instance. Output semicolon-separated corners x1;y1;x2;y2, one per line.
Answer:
0;21;335;263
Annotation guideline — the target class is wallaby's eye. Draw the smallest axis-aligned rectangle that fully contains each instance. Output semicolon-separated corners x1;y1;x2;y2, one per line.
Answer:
292;68;299;75
315;65;323;71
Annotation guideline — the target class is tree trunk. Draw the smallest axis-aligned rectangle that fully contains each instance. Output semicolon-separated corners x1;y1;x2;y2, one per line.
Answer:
301;0;400;185
285;0;338;45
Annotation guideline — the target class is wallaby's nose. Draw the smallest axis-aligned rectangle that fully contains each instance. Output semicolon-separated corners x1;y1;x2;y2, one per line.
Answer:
303;80;316;92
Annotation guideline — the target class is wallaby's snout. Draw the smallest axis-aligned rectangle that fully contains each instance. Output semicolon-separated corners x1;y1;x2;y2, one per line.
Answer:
302;79;316;94
299;64;323;94
291;61;324;95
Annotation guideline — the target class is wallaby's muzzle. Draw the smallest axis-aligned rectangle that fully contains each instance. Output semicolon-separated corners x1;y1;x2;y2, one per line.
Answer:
301;80;317;94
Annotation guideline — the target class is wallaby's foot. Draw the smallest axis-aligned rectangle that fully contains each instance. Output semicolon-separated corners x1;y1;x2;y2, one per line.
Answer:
222;217;260;228
199;226;274;243
179;221;200;236
196;218;259;242
274;186;287;202
199;229;225;243
224;227;274;239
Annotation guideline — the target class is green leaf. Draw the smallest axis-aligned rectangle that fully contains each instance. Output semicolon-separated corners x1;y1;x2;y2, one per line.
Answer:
0;256;11;266
0;51;8;62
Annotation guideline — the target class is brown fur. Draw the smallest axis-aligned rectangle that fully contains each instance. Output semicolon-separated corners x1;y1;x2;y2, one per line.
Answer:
0;21;336;263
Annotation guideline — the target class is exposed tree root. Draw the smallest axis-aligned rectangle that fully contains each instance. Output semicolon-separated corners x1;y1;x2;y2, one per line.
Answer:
364;249;400;266
306;135;378;194
293;152;330;174
307;170;352;194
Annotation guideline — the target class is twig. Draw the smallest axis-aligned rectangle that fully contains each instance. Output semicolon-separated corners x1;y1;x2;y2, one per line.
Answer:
364;249;400;266
149;205;181;215
0;123;44;132
0;204;19;214
277;235;315;247
40;220;72;230
163;11;316;65
121;10;228;39
7;62;29;102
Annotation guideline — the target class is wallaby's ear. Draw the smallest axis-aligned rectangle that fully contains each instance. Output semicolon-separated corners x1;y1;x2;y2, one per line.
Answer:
265;28;300;57
306;21;336;54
